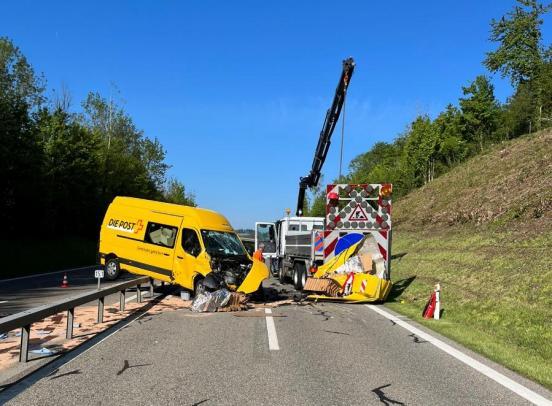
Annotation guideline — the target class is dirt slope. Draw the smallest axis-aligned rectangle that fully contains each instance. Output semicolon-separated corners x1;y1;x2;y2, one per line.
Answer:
394;129;551;233
387;129;552;389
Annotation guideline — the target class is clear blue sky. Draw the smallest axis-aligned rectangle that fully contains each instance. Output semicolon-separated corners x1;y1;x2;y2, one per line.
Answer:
2;1;550;228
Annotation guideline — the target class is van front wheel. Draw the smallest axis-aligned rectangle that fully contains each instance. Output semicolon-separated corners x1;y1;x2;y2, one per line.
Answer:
105;258;120;281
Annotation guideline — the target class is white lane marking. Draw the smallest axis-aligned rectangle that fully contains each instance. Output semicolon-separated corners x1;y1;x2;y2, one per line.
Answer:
366;305;552;406
265;308;280;351
125;294;137;303
0;300;8;304
0;266;96;283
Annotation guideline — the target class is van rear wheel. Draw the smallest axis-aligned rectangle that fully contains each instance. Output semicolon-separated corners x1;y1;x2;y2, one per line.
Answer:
105;258;120;281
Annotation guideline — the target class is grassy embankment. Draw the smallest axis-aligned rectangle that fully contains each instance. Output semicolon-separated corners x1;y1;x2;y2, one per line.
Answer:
386;130;552;389
0;239;97;279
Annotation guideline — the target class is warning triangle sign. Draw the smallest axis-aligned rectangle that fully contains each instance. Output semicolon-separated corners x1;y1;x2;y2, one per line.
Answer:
349;204;368;220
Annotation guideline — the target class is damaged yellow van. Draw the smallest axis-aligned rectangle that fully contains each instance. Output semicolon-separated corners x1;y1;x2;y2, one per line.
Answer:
98;197;269;294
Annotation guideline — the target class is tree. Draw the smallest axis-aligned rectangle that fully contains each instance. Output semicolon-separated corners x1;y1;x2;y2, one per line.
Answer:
37;108;102;236
484;0;551;131
401;115;439;186
459;76;500;152
0;37;45;234
163;178;197;206
80;92;168;202
484;0;550;85
433;104;467;166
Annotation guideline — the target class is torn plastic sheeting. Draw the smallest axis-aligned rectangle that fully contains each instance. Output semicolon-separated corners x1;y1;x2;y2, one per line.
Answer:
191;289;232;313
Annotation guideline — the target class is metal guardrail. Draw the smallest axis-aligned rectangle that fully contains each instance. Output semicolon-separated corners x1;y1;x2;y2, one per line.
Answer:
0;276;155;362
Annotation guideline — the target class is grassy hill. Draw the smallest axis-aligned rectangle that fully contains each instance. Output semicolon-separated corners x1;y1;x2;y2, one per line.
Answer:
387;129;552;389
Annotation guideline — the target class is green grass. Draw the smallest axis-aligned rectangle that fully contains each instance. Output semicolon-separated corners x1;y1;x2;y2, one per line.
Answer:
0;239;97;279
385;129;552;389
386;228;552;389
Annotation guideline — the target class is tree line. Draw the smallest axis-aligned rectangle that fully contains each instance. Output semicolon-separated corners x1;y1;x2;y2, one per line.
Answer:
0;38;196;240
307;0;551;216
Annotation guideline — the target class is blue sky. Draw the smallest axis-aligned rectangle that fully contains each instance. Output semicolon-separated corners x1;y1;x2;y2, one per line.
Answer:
2;1;550;228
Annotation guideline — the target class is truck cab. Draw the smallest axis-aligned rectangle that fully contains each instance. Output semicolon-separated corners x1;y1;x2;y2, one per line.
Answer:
255;216;324;289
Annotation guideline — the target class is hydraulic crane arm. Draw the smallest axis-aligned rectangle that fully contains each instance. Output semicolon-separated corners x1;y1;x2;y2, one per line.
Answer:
296;57;355;216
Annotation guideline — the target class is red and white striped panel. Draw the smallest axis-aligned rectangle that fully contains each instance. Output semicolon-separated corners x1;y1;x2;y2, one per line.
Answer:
323;184;392;273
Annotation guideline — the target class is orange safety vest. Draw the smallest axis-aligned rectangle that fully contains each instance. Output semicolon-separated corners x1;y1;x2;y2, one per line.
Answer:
253;250;264;262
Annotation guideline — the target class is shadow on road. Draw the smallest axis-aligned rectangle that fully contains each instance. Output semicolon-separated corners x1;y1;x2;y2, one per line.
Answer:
372;383;405;405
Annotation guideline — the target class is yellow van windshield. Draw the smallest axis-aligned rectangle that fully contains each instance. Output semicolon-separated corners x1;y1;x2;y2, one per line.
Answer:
201;230;247;257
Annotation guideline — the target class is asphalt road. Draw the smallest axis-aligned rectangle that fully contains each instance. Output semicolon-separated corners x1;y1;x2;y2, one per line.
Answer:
0;267;140;316
1;278;550;406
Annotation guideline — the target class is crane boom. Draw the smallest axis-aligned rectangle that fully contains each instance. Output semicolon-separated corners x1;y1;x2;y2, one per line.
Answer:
296;57;355;216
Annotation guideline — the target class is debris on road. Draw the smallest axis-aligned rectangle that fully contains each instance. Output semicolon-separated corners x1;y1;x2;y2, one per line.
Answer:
191;289;232;312
189;288;292;313
30;347;56;356
303;278;341;297
305;235;393;303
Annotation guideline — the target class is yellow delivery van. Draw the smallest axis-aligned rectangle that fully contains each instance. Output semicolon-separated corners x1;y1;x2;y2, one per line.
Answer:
98;197;269;294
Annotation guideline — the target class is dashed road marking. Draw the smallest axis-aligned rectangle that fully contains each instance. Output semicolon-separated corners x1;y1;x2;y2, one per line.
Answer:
366;304;552;406
265;308;280;351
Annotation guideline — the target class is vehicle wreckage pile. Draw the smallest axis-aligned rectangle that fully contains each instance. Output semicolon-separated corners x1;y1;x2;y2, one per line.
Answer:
302;235;393;302
191;290;249;312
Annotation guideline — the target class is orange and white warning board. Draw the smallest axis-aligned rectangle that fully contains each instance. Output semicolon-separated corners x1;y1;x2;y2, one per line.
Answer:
323;183;393;277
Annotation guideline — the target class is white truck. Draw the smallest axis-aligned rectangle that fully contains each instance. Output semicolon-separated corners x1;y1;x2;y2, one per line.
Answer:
255;182;393;292
255;216;324;289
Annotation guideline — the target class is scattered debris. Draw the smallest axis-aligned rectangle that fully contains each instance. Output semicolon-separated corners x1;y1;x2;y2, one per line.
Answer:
323;330;350;336
305;235;393;302
217;292;249;312
303;278;341;297
191;289;232;312
30;347;56;356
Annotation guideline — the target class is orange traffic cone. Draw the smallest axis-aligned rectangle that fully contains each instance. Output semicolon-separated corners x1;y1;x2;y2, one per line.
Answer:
61;273;69;288
422;290;436;319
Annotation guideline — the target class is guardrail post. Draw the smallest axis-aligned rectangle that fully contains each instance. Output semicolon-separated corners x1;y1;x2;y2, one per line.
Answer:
19;324;31;363
149;278;154;297
120;290;126;311
137;284;142;303
66;308;75;339
97;297;104;323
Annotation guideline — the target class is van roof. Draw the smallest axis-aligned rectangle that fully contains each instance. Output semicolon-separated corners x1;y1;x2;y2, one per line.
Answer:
112;196;233;231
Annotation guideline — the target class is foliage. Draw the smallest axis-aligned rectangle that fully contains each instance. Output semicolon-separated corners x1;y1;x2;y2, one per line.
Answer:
0;37;192;241
304;0;551;213
164;178;197;206
459;75;500;151
484;0;550;85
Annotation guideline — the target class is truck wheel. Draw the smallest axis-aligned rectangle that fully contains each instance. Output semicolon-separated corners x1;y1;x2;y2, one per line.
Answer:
105;258;120;281
293;263;306;291
278;266;286;284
